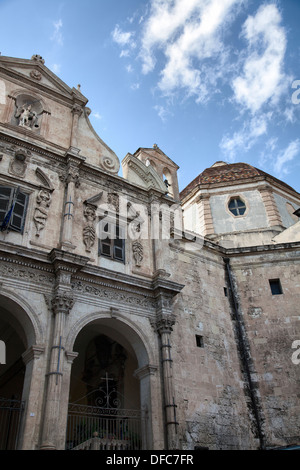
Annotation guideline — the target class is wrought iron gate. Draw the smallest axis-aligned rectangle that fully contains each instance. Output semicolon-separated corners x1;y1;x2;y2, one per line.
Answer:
0;397;24;450
66;375;144;450
66;403;143;450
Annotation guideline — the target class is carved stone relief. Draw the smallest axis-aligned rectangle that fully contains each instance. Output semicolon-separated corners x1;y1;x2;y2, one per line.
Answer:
8;148;30;177
107;192;119;212
83;204;96;253
82;193;103;253
132;241;143;267
34;167;55;237
34;189;52;237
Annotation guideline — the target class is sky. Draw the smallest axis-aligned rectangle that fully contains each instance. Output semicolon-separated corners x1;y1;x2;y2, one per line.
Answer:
0;0;300;194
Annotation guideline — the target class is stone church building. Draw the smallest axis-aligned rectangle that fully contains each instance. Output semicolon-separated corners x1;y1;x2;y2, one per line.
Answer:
0;54;299;450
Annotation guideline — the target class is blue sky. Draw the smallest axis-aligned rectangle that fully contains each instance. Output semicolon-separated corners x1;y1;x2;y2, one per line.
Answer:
0;0;300;193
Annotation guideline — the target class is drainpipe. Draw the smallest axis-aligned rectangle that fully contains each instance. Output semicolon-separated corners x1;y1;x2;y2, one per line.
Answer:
224;257;266;450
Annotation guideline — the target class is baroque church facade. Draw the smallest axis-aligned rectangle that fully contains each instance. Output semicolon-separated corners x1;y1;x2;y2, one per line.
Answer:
0;53;299;451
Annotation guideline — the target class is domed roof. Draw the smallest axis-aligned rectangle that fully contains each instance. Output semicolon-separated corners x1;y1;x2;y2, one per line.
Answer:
180;162;299;200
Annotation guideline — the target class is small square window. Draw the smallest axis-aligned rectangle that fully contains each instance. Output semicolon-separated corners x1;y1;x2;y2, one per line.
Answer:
224;287;228;297
196;335;204;348
269;279;283;295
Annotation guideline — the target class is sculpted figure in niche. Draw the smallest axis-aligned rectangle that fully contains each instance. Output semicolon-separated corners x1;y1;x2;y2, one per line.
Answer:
15;103;39;129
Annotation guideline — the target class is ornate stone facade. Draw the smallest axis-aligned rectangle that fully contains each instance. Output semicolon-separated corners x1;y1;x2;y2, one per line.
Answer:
0;54;299;451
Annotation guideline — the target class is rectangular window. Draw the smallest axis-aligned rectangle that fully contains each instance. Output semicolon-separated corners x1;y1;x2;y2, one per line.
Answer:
269;279;283;295
98;222;125;263
195;335;204;348
0;186;28;233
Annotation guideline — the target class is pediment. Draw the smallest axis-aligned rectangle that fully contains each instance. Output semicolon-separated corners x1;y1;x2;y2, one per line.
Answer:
0;55;87;105
122;153;167;193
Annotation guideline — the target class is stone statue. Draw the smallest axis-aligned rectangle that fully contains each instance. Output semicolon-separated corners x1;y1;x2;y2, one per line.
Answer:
15;103;38;129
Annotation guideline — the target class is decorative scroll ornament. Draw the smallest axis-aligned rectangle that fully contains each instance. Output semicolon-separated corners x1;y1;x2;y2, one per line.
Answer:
132;241;143;267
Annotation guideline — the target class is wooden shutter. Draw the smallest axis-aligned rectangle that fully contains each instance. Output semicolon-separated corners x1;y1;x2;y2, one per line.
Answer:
0;186;28;233
0;186;12;224
10;190;28;232
113;225;125;262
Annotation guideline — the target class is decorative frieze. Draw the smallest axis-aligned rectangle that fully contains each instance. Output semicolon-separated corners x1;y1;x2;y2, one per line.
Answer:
71;279;157;310
0;260;54;285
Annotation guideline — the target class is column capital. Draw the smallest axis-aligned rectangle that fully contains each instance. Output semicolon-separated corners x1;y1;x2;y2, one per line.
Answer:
151;313;176;335
51;291;74;315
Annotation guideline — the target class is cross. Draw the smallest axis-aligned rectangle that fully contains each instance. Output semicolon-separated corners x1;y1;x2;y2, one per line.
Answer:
101;372;114;407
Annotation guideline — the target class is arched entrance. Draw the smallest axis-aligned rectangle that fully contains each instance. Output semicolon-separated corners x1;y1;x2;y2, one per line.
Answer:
66;316;153;450
0;293;38;449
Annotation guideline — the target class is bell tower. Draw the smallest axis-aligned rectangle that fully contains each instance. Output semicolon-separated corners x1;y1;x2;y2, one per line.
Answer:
133;144;180;201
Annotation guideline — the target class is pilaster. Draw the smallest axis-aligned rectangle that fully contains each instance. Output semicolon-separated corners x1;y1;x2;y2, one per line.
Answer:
196;193;214;236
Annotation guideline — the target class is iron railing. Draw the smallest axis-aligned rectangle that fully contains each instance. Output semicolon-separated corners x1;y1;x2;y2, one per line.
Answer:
66;403;143;450
0;397;24;450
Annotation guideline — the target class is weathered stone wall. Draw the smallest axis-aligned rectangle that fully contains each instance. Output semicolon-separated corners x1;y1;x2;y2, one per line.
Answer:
228;248;300;447
167;241;259;449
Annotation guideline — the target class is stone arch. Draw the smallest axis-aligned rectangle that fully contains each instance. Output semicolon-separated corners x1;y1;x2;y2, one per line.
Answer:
0;289;43;347
66;310;154;369
65;310;158;449
0;290;45;449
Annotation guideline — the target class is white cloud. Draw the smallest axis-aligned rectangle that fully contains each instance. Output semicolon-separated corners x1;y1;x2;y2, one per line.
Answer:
273;140;300;175
92;112;102;120
131;83;140;91
232;4;287;113
51;19;63;46
112;25;136;49
51;63;61;74
154;104;169;122
220;113;270;161
126;64;134;73
139;0;244;101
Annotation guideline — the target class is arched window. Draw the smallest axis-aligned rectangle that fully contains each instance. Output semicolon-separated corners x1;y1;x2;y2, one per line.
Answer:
228;197;247;217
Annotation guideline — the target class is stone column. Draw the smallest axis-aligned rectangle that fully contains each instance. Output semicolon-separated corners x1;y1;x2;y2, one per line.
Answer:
40;291;74;450
70;104;83;148
19;345;45;450
155;312;178;450
134;364;158;450
60;149;85;252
